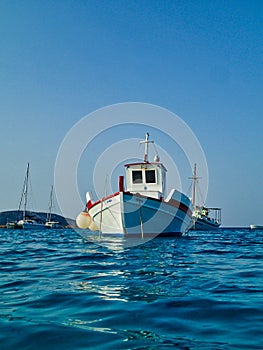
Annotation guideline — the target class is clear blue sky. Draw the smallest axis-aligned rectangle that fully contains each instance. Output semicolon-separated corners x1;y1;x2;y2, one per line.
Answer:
0;0;262;226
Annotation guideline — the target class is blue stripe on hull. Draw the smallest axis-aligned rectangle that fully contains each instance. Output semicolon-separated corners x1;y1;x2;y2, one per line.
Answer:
193;218;220;231
122;193;192;235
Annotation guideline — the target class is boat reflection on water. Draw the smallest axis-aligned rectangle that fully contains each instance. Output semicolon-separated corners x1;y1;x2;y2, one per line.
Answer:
70;236;190;304
78;229;155;250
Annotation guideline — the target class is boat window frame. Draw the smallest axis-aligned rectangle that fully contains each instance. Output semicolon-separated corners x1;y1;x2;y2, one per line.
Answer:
145;169;156;184
132;170;143;184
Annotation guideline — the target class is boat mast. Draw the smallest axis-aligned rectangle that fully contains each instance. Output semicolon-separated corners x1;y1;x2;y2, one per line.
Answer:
47;185;53;222
140;132;154;163
24;163;30;220
189;163;200;207
18;163;30;220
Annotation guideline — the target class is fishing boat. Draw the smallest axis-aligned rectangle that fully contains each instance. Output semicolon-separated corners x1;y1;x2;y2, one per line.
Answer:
7;163;45;230
76;133;194;237
190;164;221;230
45;185;62;229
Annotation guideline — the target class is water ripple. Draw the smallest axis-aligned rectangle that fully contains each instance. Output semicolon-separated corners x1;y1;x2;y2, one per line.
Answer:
0;228;263;349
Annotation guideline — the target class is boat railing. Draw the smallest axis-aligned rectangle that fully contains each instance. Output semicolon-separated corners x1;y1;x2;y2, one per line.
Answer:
207;208;222;224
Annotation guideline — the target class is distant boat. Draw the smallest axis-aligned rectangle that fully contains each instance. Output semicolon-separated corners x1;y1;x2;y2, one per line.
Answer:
6;163;45;230
250;224;263;230
6;221;17;229
190;164;221;230
76;133;194;236
45;185;62;229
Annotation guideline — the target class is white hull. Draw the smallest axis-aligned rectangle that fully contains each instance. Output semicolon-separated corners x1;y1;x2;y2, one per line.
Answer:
45;221;62;229
88;191;193;236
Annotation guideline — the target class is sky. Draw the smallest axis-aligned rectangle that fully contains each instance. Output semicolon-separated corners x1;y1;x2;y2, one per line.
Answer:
0;0;262;226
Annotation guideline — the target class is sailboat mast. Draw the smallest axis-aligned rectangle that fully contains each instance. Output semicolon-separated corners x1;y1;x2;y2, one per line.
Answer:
192;163;197;206
23;163;30;220
47;185;53;222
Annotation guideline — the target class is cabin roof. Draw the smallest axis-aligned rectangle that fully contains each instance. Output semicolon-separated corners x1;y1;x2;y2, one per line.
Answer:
124;162;167;171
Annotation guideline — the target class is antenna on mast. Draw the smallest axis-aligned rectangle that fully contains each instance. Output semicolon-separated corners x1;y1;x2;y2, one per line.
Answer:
140;132;154;162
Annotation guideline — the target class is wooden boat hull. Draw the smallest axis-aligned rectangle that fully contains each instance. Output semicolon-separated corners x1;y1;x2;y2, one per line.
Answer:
87;191;193;236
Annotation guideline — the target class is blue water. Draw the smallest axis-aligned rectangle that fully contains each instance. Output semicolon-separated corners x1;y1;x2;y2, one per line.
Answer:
1;228;263;349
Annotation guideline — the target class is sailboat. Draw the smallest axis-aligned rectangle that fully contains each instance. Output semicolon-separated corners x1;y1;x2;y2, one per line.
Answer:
190;164;221;230
76;133;194;237
45;185;62;229
7;163;45;229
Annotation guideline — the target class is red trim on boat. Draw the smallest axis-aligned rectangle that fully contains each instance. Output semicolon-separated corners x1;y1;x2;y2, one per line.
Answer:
87;192;120;209
124;162;167;171
124;162;149;167
167;198;192;216
87;200;92;210
124;192;192;217
119;176;124;192
88;191;192;217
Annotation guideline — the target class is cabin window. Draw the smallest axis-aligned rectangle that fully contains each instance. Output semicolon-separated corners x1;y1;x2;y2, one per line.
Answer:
132;170;143;183
146;170;156;183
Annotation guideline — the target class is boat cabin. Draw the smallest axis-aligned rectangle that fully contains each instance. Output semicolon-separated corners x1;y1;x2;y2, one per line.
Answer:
124;133;167;200
124;162;167;199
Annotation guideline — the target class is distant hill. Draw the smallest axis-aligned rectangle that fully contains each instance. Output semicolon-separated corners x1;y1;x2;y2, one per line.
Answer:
0;210;76;227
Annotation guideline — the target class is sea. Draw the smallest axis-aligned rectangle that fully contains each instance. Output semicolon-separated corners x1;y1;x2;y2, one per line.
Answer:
1;228;263;350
